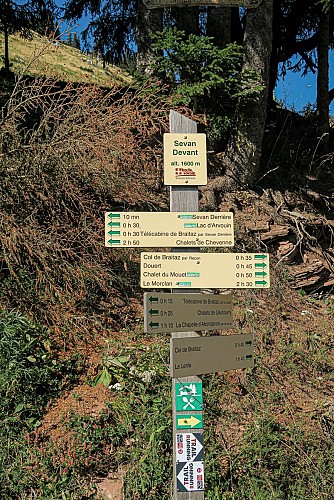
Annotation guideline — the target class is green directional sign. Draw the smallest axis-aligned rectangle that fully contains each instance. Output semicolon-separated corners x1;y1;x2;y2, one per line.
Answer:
148;296;158;303
176;414;203;430
255;254;267;260
175;382;203;412
255;271;267;277
255;262;267;269
255;280;267;286
148;309;159;316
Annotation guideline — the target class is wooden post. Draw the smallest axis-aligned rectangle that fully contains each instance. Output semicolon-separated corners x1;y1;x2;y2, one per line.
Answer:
170;110;204;500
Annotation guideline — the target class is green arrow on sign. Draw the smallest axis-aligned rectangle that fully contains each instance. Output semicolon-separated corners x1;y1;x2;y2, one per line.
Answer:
108;230;121;236
246;354;253;360
177;415;203;429
255;271;267;278
108;221;120;227
177;282;191;287
148;296;158;303
108;239;121;245
149;309;159;316
255;280;267;286
254;254;267;260
255;262;267;269
245;340;253;346
149;322;159;329
108;213;120;219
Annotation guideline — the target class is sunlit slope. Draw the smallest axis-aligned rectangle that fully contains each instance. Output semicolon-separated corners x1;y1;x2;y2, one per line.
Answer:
0;31;132;86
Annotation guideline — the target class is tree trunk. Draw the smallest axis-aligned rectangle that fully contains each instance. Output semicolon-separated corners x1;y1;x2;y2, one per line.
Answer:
4;25;10;74
200;0;273;207
268;0;281;107
316;7;330;136
222;0;273;190
206;7;231;48
176;7;199;36
136;1;162;76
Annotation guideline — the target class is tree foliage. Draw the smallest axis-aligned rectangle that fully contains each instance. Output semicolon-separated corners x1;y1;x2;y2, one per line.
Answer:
65;0;136;64
151;27;262;147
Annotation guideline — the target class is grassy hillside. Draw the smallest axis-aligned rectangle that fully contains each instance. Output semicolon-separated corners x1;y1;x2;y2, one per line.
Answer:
0;31;132;86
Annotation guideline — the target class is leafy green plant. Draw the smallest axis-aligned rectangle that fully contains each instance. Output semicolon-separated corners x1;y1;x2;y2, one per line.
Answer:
0;309;81;496
151;28;261;148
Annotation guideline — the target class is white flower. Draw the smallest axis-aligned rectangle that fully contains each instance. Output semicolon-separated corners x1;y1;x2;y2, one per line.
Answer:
109;382;122;391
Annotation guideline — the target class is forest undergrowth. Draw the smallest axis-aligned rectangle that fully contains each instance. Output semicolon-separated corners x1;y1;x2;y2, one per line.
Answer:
0;74;334;499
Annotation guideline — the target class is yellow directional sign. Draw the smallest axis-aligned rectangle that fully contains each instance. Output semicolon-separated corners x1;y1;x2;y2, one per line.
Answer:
164;133;207;186
105;212;234;247
177;415;202;429
141;252;270;289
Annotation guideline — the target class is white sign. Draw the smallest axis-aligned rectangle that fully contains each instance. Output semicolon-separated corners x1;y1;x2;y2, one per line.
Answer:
176;433;204;463
176;461;204;492
164;133;207;186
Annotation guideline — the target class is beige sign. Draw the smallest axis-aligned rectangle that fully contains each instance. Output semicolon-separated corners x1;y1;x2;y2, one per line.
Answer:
143;0;262;9
105;212;234;247
164;133;207;186
143;292;232;333
171;334;254;377
141;252;270;289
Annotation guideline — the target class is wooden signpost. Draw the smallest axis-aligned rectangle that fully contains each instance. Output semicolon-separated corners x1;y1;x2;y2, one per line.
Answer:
105;110;270;498
143;0;262;10
169;111;205;499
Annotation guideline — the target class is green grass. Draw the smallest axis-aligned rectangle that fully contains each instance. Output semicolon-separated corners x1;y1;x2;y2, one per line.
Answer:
0;309;82;496
0;309;333;498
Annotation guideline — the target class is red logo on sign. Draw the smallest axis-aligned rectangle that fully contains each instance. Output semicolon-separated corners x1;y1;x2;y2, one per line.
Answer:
175;168;196;177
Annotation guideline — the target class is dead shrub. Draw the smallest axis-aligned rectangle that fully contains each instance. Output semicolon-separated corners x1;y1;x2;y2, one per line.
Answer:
0;77;170;340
